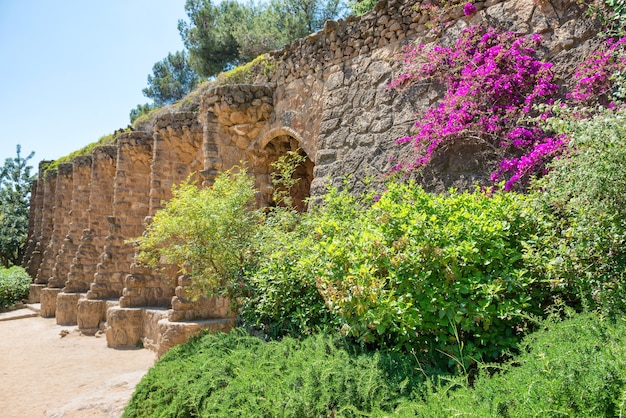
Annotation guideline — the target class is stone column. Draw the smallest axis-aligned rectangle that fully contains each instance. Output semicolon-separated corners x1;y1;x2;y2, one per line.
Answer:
40;163;73;317
55;156;92;325
76;146;118;334
90;133;152;301
99;132;153;347
120;112;203;310
21;179;38;269
24;161;52;303
34;168;57;284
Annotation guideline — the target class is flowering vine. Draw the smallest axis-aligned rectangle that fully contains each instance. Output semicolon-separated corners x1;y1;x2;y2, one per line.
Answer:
390;25;562;190
567;36;626;107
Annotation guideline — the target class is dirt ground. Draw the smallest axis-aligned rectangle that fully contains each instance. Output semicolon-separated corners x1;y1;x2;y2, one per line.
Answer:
0;313;155;418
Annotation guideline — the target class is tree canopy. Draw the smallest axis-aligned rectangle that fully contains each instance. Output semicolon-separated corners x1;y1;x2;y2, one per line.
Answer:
0;145;35;268
179;0;347;78
142;50;200;106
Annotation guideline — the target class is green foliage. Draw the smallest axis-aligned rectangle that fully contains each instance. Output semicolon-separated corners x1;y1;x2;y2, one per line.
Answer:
126;313;626;416
270;149;306;208
236;151;334;338
46;132;119;173
142;50;200;107
0;146;35;268
584;0;626;37
531;108;626;315
134;168;258;297
239;207;340;339
395;312;626;416
129;103;157;124
313;182;555;368
179;0;346;78
179;0;245;78
124;329;428;417
348;0;377;15
215;54;276;86
0;266;31;308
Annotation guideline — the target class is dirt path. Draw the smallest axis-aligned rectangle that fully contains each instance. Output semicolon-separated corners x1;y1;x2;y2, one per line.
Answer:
0;312;155;417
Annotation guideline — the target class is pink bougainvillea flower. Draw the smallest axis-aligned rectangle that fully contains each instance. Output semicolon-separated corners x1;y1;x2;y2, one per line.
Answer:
463;2;477;15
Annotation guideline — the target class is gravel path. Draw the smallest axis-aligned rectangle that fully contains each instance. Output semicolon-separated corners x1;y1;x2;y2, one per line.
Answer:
0;312;155;417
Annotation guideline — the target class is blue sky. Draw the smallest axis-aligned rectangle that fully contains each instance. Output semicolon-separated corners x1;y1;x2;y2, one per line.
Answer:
0;1;188;169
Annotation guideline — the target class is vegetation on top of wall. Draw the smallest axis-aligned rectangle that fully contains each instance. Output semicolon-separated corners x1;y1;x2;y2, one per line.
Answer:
214;54;276;86
45;132;121;173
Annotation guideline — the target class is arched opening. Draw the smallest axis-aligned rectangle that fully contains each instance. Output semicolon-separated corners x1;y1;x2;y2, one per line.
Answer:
261;133;314;212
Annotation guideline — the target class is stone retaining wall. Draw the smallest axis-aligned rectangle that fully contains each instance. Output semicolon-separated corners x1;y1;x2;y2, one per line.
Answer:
22;0;600;356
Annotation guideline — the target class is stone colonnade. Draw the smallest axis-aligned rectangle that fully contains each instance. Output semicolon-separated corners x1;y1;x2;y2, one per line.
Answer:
22;0;597;356
23;85;292;356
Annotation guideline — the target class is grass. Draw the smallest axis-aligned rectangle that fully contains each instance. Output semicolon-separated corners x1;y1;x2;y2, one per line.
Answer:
44;132;119;172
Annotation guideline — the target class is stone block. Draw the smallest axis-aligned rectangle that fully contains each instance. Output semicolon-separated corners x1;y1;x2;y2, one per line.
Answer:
28;284;45;303
156;317;236;358
40;288;62;318
105;307;144;348
55;292;83;325
77;298;108;335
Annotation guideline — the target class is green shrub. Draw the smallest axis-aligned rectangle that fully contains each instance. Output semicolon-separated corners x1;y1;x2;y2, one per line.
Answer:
134;168;258;297
0;266;31;308
238;208;340;339
313;182;557;368
531;108;626;316
124;329;429;418
396;312;626;416
126;314;626;417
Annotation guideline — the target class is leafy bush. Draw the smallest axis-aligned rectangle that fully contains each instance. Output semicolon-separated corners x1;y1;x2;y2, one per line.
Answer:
126;313;626;417
238;208;340;339
124;329;428;417
0;266;31;308
313;182;556;368
395;312;626;416
530;108;626;315
134;168;258;297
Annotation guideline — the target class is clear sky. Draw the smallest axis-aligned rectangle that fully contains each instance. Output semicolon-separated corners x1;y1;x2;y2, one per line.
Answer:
0;1;188;170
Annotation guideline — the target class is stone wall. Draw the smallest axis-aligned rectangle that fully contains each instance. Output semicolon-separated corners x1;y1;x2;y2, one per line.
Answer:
21;0;600;356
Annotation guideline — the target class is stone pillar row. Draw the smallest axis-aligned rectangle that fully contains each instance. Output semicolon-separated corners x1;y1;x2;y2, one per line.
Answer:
21;111;237;356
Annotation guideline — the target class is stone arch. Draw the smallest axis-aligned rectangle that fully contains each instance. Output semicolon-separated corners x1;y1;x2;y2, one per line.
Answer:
257;127;314;211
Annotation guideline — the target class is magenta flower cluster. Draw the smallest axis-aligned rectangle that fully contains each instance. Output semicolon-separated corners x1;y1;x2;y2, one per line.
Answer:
389;25;561;189
567;36;626;107
463;2;476;15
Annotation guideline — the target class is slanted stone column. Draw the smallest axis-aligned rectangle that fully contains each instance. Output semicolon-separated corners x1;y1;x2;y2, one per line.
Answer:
75;146;117;334
40;164;73;317
21;179;38;270
34;169;57;285
24;161;52;277
49;164;75;289
62;156;94;293
56;156;92;325
86;133;152;347
91;133;152;301
149;112;204;212
120;112;204;311
28;163;54;302
202;85;275;206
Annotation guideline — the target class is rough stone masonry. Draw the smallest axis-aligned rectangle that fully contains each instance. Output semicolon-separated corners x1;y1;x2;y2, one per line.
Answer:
22;0;600;356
